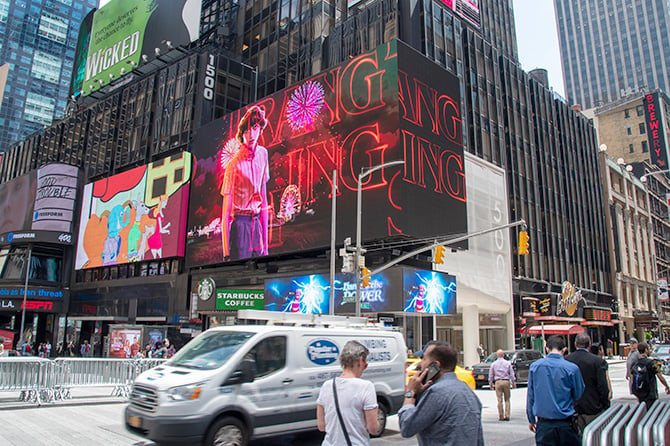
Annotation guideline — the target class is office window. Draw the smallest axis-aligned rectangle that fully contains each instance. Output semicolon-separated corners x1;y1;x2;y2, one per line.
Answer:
32;51;62;83
625;109;630;118
24;92;55;125
0;0;8;23
38;12;69;44
629;143;635;153
639;122;646;134
637;105;644;117
626;126;632;135
642;140;649;153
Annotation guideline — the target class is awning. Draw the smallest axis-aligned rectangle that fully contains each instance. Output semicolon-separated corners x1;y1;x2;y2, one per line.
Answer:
521;324;585;335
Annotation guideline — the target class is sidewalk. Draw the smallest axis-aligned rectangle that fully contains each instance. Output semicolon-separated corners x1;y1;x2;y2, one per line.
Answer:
0;387;126;410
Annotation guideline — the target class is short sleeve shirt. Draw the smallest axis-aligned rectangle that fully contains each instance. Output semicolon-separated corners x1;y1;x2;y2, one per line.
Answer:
221;145;269;215
317;377;378;446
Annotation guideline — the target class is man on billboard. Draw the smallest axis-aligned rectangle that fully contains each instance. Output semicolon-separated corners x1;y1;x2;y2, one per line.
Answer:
221;106;270;260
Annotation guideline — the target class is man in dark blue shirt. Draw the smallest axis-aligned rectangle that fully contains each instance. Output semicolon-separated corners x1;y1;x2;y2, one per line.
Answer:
527;335;585;446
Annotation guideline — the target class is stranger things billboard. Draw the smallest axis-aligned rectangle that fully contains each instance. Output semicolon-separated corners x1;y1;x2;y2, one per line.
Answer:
186;40;466;267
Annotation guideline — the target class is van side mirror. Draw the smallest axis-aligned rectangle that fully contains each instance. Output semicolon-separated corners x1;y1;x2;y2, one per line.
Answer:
223;358;256;385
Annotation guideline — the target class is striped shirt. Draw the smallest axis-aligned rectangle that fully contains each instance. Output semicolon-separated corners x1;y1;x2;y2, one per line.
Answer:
221;144;269;215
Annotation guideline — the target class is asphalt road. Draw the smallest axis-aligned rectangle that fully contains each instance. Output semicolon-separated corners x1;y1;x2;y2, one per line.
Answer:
0;361;637;446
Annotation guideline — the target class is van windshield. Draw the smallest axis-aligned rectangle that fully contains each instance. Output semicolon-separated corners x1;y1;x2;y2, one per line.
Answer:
168;331;254;370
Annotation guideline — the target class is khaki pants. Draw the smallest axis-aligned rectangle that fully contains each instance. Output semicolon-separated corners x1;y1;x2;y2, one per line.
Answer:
495;380;511;419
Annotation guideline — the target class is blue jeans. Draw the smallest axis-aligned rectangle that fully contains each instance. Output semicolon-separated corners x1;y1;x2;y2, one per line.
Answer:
535;418;580;446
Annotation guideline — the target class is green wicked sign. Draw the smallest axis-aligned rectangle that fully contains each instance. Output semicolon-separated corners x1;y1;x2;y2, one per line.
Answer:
216;289;264;310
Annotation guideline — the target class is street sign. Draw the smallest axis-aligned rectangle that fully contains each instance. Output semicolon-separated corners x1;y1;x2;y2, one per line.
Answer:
658;279;669;302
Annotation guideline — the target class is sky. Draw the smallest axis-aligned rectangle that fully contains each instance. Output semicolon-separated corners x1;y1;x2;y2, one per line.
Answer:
512;0;565;97
97;0;566;96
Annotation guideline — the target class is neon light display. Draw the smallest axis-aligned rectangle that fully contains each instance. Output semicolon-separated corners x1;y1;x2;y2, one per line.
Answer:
75;153;192;269
186;40;466;266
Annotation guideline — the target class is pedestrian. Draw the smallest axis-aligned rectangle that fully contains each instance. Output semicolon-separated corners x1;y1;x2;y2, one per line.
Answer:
66;340;75;357
589;343;612;399
566;334;610;434
631;342;670;408
80;340;91;357
0;336;5;357
626;337;640;394
154;341;167;358
163;339;176;358
488;349;516;421
606;339;613;358
477;343;486;361
526;335;584;446
144;343;153;358
399;340;484;445
316;340;378;445
45;340;52;358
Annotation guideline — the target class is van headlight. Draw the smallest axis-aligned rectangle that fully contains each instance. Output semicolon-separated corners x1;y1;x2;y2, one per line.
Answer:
167;382;204;401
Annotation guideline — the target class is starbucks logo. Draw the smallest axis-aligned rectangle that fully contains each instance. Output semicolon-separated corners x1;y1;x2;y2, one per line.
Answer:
197;277;215;301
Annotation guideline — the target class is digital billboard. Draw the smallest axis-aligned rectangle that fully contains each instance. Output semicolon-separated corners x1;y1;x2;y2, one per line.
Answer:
0;163;79;245
439;0;481;28
644;92;668;169
75;153;192;269
402;268;457;314
77;0;201;96
186;39;466;267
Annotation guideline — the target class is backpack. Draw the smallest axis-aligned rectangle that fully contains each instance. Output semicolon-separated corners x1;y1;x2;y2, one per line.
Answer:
631;359;654;397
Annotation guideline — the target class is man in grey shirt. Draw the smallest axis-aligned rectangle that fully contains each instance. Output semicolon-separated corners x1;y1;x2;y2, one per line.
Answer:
399;341;484;445
626;337;640;394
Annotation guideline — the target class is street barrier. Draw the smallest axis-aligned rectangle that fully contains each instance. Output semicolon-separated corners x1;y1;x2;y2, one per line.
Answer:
583;399;670;446
0;357;166;406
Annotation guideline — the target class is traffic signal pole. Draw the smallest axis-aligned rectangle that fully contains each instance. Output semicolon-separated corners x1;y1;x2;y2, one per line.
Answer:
360;219;527;283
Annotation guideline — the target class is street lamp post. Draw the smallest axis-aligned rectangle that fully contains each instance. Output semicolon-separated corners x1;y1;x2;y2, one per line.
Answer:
355;160;404;317
17;245;32;351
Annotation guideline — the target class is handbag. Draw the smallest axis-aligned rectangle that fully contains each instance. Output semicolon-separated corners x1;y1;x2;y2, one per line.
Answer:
332;378;353;446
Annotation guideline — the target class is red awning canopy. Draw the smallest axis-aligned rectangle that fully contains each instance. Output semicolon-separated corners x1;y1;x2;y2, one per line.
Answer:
522;324;585;335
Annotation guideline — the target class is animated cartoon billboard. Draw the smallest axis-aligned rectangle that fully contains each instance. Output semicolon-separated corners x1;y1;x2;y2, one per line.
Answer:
186;39;466;267
75;153;192;269
402;269;457;314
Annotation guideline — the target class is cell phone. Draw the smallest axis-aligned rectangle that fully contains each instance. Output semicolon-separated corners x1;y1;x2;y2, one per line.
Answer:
422;362;440;384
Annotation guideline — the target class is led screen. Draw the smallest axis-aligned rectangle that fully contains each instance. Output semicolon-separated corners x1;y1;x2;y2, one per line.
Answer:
77;0;201;96
186;39;466;267
402;269;457;314
0;163;79;245
439;0;481;28
75;153;192;269
109;326;142;358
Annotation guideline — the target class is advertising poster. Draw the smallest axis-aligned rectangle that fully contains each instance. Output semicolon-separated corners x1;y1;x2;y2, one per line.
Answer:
109;326;142;358
186;39;466;267
75;153;192;269
0;329;14;351
0;163;79;245
79;0;201;96
402;268;457;314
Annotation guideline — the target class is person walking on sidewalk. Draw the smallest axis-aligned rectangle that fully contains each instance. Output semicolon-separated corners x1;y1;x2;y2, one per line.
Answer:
626;337;640;394
566;334;610;434
488;349;516;421
631;342;670;409
527;335;584;446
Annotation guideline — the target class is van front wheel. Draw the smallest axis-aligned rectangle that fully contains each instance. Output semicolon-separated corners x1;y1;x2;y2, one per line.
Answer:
205;416;248;446
371;403;388;438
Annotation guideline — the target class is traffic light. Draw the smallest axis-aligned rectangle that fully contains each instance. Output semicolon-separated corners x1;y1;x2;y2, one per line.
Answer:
434;245;446;264
518;230;530;255
361;267;371;287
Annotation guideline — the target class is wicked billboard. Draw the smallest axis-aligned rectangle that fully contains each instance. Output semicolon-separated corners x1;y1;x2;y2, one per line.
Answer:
75;153;192;269
76;0;201;96
186;39;466;267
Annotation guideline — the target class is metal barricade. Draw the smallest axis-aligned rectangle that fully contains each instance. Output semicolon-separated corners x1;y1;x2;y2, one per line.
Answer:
584;400;670;446
0;358;166;405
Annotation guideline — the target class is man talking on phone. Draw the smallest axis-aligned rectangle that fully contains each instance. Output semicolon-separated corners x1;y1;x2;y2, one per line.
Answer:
399;340;484;445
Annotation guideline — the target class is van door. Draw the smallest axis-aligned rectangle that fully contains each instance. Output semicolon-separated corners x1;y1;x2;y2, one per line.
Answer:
237;335;295;435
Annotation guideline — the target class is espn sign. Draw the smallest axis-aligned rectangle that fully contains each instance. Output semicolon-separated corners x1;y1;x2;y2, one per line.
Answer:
0;300;54;311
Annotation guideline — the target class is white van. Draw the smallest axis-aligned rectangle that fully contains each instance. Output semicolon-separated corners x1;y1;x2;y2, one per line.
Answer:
125;321;407;445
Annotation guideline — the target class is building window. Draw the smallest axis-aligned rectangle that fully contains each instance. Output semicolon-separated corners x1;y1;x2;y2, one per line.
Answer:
637;105;644;117
24;92;55;125
0;0;8;23
625;109;630;118
626;126;632;135
38;12;69;44
642;140;649;153
629;144;635;153
639;122;646;135
31;51;62;83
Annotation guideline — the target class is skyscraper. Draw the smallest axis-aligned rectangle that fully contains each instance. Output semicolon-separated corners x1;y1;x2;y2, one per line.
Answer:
555;0;670;109
0;0;99;151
